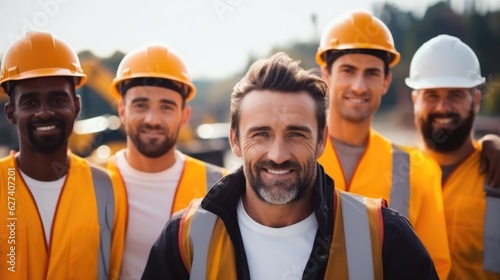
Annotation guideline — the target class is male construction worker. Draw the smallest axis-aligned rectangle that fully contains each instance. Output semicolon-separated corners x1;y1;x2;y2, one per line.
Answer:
142;52;439;279
0;31;126;280
107;43;228;279
407;34;500;279
315;10;451;279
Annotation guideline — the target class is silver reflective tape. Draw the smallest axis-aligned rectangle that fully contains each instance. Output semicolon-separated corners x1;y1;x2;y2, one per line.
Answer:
341;192;375;280
390;145;410;218
205;166;223;191
90;166;115;280
189;207;218;280
484;183;500;273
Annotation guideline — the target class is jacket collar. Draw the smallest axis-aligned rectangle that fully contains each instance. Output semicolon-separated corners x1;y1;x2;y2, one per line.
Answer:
201;163;334;238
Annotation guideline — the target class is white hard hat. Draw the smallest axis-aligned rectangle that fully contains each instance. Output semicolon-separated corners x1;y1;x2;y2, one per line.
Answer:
405;34;485;90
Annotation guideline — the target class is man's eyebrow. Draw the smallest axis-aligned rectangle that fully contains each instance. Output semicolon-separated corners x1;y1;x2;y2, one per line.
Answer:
247;126;271;134
287;125;312;133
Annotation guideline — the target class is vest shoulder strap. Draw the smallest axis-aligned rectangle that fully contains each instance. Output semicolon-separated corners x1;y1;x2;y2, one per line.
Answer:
90;165;115;280
326;190;384;280
390;144;410;218
483;183;500;273
177;199;216;280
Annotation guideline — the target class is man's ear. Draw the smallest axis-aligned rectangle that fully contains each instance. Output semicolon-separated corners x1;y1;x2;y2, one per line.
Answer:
473;89;481;113
316;126;329;158
74;95;82;119
320;66;330;80
229;127;242;157
4;102;16;125
411;90;418;103
381;72;393;96
118;99;126;124
181;105;191;127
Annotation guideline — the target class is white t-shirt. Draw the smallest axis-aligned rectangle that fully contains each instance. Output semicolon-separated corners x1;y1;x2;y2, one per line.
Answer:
115;149;185;280
237;198;318;280
21;171;65;245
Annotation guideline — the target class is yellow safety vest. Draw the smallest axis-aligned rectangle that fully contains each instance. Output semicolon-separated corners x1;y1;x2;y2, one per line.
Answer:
179;190;384;280
318;129;450;279
107;154;228;215
443;144;500;279
0;151;127;280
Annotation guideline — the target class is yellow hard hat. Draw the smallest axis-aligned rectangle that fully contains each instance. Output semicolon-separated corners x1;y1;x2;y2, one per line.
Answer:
0;31;87;94
316;10;400;68
110;44;196;102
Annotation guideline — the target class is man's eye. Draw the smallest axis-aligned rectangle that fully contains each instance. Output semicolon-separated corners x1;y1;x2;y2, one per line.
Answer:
253;132;269;137
22;100;36;107
290;132;305;138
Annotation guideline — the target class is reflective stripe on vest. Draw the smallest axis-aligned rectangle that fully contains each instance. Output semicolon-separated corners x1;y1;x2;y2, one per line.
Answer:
90;166;115;280
483;184;500;273
189;207;218;280
188;193;378;279
390;145;410;218
341;192;375;280
205;166;224;190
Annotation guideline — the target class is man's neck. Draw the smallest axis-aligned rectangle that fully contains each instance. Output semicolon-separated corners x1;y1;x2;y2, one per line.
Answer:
17;147;69;181
125;144;176;173
420;137;475;166
328;114;371;146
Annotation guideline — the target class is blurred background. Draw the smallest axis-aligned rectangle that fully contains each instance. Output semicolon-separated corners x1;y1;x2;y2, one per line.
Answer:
1;0;499;170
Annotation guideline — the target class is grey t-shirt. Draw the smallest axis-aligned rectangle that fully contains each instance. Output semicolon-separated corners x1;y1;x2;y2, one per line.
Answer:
441;163;460;185
332;138;366;184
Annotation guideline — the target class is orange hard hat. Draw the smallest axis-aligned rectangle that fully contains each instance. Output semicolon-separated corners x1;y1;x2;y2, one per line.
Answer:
316;10;400;68
110;44;196;102
0;31;87;94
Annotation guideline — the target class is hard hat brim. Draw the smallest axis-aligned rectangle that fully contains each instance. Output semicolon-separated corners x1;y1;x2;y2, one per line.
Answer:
405;76;485;90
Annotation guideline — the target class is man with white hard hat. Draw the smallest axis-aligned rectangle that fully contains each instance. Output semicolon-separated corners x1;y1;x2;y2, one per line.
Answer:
407;34;500;279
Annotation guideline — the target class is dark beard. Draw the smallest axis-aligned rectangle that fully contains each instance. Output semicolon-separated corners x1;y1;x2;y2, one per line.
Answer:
131;125;177;158
27;119;67;153
419;107;475;153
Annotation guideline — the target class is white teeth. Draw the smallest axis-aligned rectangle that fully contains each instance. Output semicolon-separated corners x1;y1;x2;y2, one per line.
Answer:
268;169;290;175
346;97;366;103
434;118;452;124
36;125;56;131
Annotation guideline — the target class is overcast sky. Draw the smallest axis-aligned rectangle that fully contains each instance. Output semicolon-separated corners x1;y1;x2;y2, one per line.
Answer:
2;0;499;79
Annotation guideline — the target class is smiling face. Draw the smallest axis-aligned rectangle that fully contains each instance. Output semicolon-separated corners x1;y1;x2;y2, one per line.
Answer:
5;76;80;154
412;87;480;152
321;53;391;124
229;90;327;205
119;85;190;158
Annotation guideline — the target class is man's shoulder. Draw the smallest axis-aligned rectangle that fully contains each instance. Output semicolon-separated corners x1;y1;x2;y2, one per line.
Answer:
184;154;228;174
396;144;441;172
0;153;14;165
380;206;416;238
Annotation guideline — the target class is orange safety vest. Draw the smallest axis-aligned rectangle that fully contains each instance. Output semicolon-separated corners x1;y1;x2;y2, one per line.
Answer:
0;151;127;280
318;129;450;280
107;154;228;215
178;190;384;279
443;144;500;279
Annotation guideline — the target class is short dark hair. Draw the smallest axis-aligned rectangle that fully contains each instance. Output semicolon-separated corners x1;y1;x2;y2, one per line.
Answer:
230;52;328;142
6;76;77;106
324;49;390;77
118;77;187;107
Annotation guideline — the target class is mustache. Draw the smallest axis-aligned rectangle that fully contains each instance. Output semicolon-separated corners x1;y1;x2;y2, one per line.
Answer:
139;123;167;132
256;160;297;170
28;117;65;127
427;112;461;123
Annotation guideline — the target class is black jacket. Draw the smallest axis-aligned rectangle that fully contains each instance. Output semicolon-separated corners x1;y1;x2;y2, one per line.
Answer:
142;165;438;280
